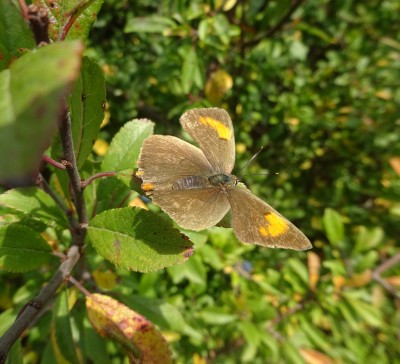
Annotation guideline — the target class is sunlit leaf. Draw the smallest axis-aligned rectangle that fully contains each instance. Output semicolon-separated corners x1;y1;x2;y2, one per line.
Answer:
88;207;194;272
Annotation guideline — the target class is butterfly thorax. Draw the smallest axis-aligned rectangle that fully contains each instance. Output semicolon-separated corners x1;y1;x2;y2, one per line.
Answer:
172;174;237;190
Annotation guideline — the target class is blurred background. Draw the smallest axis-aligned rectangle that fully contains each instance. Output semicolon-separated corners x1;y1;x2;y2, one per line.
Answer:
87;1;400;362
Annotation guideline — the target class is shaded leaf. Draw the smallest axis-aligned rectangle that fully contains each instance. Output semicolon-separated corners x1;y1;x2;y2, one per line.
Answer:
0;40;83;181
181;46;197;94
0;0;35;71
83;320;110;364
51;290;79;364
33;0;104;41
69;56;106;168
0;224;54;272
0;187;68;229
124;16;175;34
86;293;173;364
121;295;186;331
95;176;132;214
88;207;194;272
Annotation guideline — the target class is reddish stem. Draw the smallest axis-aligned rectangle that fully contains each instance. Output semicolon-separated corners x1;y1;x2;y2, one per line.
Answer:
81;172;117;189
18;0;28;19
41;155;67;170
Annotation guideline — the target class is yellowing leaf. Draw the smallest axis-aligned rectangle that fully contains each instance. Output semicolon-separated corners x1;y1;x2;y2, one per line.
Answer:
86;293;172;364
375;89;392;100
129;196;148;209
389;157;400;176
307;251;321;291
299;348;334;364
93;139;109;156
92;270;117;290
205;69;233;104
384;276;400;286
345;270;372;287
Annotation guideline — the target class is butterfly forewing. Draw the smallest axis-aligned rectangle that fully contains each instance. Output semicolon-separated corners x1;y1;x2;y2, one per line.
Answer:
227;184;312;250
138;135;213;191
180;108;235;174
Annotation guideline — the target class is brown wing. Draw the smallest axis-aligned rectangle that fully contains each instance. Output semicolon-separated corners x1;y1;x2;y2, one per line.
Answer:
137;135;230;230
226;184;312;250
180;108;235;174
137;135;213;191
152;188;230;231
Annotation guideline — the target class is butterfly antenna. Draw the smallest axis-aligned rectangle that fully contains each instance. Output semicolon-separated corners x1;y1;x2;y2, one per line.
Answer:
237;146;265;176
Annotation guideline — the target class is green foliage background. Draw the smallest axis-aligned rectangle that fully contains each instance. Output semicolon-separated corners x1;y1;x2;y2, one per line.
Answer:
1;0;400;363
85;0;400;362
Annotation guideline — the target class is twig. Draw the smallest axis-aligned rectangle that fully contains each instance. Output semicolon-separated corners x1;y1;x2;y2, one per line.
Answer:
69;276;91;296
41;155;67;170
372;252;400;298
81;171;117;189
58;109;88;232
0;246;80;363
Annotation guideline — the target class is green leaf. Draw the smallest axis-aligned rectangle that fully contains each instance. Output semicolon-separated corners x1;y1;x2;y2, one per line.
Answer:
101;119;154;172
344;293;382;328
58;56;105;169
120;294;186;331
51;289;79;364
181;46;197;94
241;321;262;362
300;317;331;352
322;208;345;246
83;320;110;364
198;308;237;325
124;16;175;33
0;187;68;229
353;226;384;253
88;207;194;272
167;254;206;285
0;224;54;272
33;0;104;41
282;341;306;364
0;41;83;181
0;0;35;71
6;338;23;364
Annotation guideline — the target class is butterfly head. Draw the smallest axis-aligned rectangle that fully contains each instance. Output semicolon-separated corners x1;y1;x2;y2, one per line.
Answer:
208;173;238;189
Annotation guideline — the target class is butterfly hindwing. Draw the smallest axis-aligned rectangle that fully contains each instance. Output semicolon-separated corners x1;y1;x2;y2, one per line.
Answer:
152;188;230;231
180;108;235;174
227;184;312;250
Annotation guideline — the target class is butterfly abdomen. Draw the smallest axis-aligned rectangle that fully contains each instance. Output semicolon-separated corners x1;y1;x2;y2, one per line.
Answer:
172;176;209;190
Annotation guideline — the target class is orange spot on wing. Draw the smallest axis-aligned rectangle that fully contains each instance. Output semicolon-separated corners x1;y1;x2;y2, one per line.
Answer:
141;182;154;192
265;213;288;237
258;212;288;237
198;116;232;140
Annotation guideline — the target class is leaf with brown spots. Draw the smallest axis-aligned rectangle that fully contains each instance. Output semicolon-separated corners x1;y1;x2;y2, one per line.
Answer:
33;0;104;41
86;293;173;364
